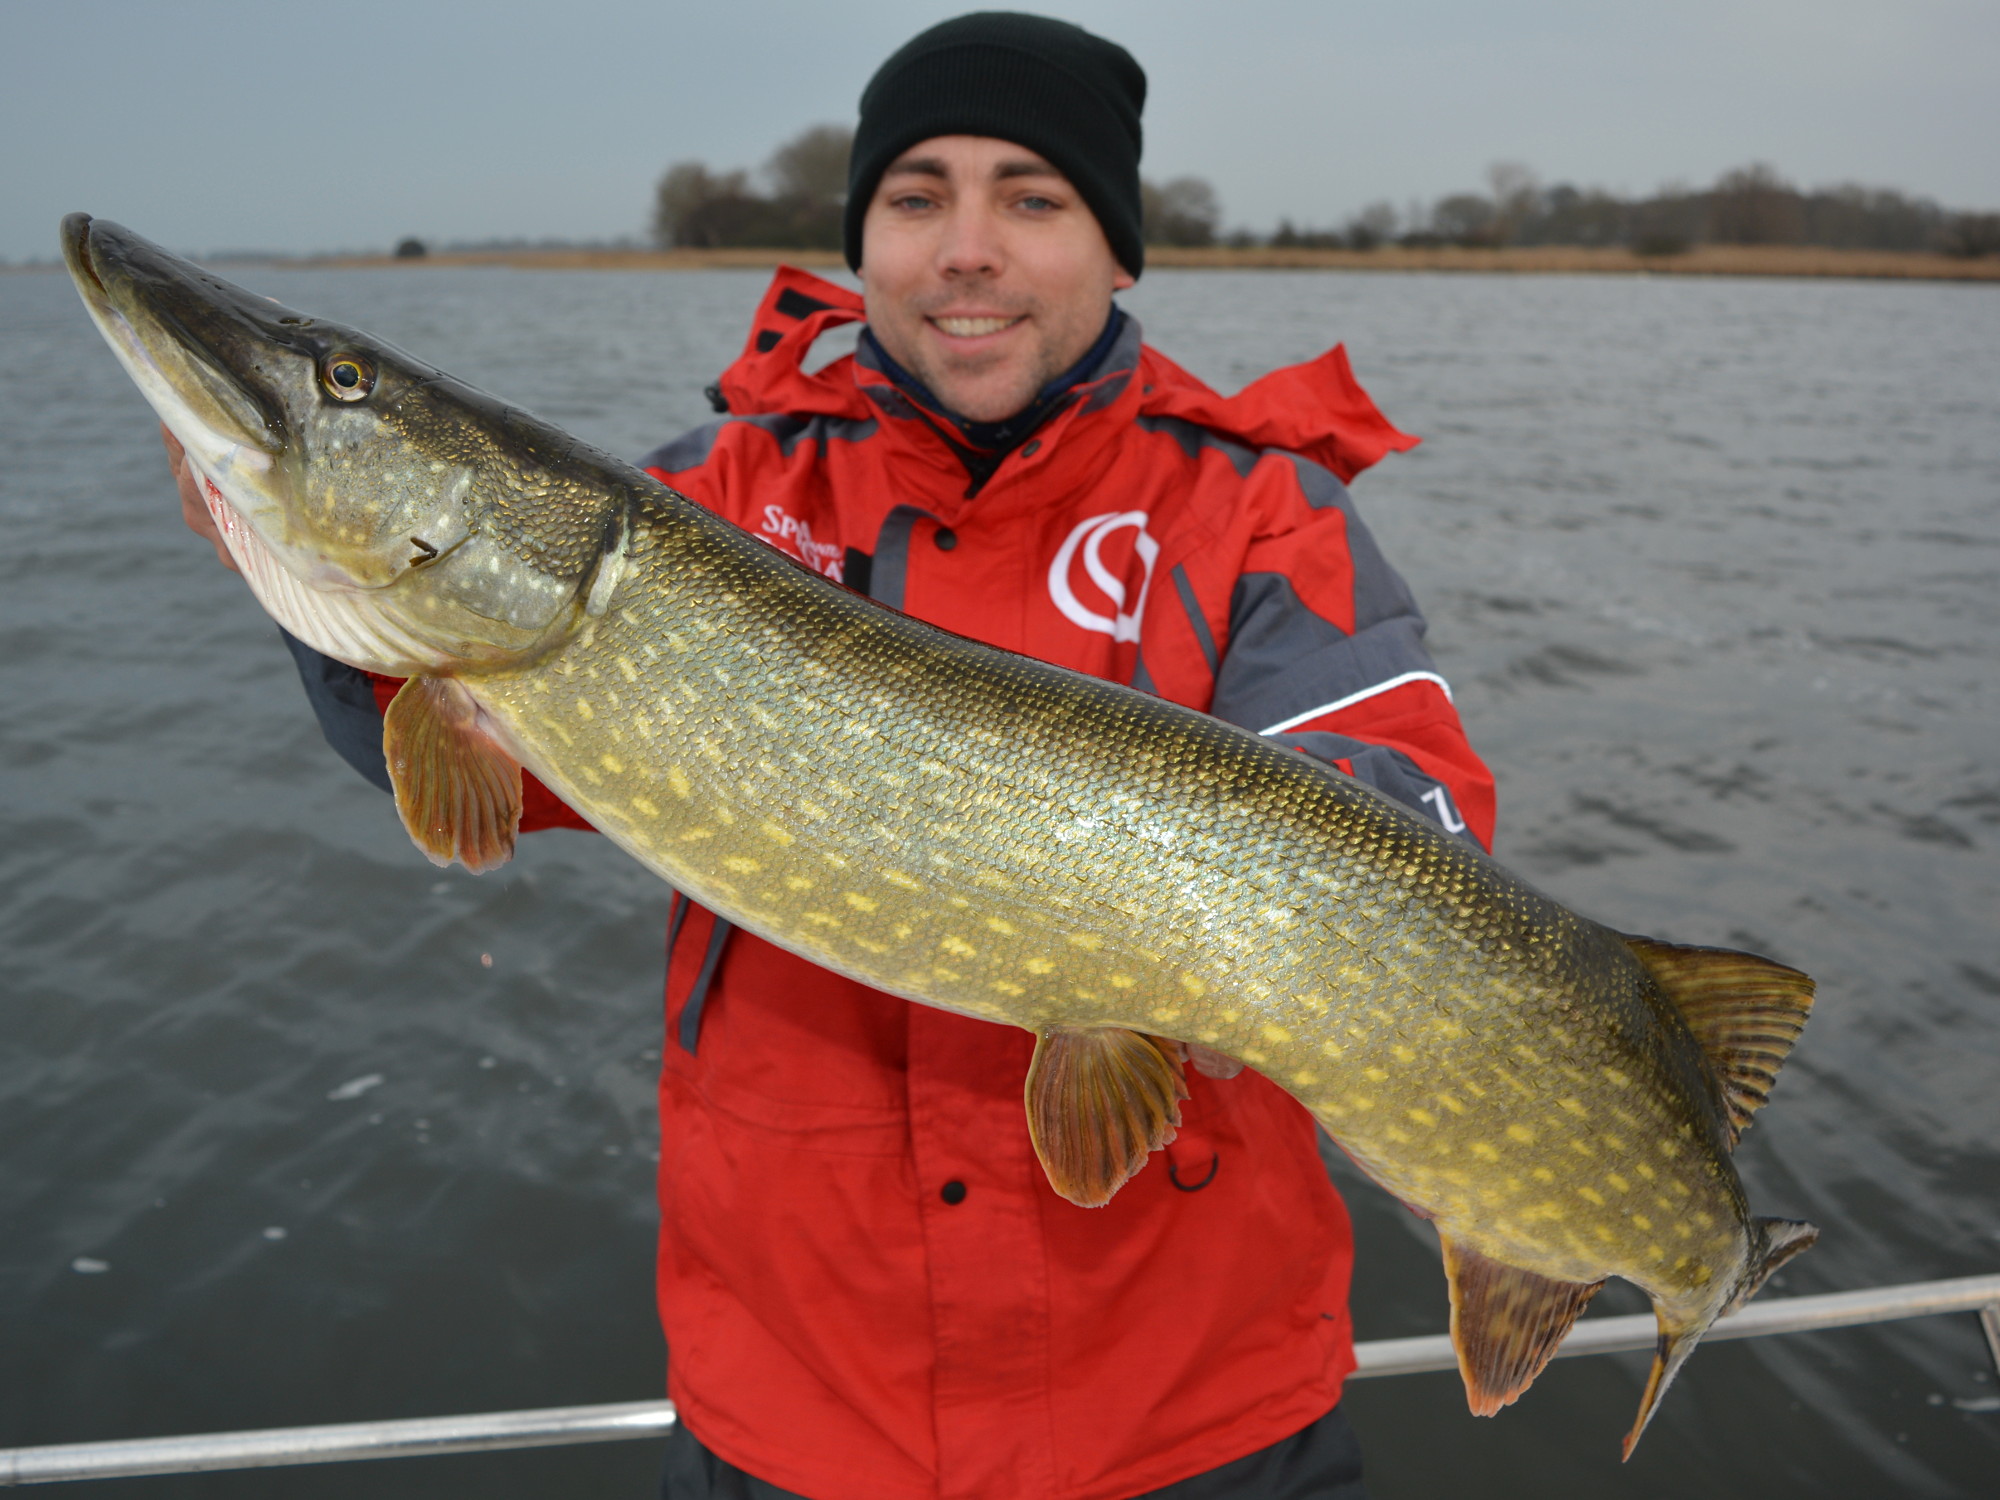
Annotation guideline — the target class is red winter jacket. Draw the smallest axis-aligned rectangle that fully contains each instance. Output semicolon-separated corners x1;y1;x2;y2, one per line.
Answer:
622;268;1496;1500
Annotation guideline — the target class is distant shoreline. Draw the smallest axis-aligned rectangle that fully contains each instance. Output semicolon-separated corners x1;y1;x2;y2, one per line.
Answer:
301;243;1999;282
10;244;1995;282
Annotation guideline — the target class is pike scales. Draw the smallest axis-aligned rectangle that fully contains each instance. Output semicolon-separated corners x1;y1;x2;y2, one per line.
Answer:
62;214;1818;1457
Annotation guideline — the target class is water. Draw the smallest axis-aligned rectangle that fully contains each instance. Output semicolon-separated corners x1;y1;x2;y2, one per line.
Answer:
2;263;1996;1498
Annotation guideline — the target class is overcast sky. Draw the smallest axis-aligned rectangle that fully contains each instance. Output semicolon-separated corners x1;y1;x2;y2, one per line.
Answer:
4;0;1995;263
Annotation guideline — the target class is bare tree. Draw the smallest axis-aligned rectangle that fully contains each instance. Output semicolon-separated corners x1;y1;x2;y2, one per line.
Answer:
1142;176;1222;247
1342;201;1398;250
1486;161;1540;244
1708;163;1806;244
1433;193;1498;247
653;162;752;248
765;124;853;207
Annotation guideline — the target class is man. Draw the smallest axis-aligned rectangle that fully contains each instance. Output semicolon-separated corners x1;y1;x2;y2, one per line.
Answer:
169;14;1493;1498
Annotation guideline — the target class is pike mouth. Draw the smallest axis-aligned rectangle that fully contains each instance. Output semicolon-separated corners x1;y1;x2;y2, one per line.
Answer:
60;214;110;300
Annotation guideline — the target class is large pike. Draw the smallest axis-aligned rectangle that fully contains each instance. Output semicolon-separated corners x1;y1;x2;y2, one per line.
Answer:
63;215;1817;1456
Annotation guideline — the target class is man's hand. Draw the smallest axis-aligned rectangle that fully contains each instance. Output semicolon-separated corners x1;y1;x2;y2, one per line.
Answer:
162;424;238;572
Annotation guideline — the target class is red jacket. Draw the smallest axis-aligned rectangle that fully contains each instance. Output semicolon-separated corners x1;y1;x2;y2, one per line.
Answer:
625;268;1496;1500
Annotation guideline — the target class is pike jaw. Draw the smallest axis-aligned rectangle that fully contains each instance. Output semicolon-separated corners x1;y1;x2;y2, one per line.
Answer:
61;214;618;677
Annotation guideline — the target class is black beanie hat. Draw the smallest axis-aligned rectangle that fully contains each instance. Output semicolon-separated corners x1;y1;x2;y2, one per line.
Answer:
844;12;1147;277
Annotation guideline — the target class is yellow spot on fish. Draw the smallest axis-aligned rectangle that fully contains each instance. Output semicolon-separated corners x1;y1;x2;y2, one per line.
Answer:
933;966;961;982
666;766;691;798
680;828;714;842
1632;1214;1653;1231
1431;1017;1467;1039
1180;975;1207;997
1392;1045;1416;1063
986;918;1018;936
1364;1067;1390;1082
1576;1186;1606;1206
1607;1173;1631;1193
1150;1007;1181;1025
1602;1066;1630;1087
882;870;921;891
601;753;625;773
1408;1108;1438;1127
1438;1094;1467;1115
575;700;594;720
1262;1025;1293;1045
1470;1142;1500;1161
939;935;977;959
1636;1162;1656;1181
631;796;659;816
1066;932;1102;951
1558;1097;1589;1118
991;980;1025;997
852;936;889;955
1290;1070;1318;1087
784;876;813;892
1320;1041;1347;1059
804;912;840;928
1383;1127;1412;1144
1025;957;1054;975
1507;1124;1536;1144
1532;1167;1555;1183
616;657;638;682
761;821;795;846
1351;1096;1375;1112
1240;1048;1268;1065
1109;974;1135;989
844;893;878;913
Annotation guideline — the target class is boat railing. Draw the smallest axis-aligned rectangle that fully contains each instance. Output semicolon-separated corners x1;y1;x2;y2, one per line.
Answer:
5;1272;1996;1486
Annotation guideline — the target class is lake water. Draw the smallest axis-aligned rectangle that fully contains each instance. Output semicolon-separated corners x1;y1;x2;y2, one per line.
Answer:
2;261;1996;1499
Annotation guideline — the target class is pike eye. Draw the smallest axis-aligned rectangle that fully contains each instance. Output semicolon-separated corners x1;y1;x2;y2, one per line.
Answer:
323;355;375;402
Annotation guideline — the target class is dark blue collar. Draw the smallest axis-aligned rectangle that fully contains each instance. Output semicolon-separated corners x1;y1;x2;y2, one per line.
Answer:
859;306;1126;456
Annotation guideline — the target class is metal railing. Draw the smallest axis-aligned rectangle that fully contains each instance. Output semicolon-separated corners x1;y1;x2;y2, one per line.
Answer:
5;1272;1997;1486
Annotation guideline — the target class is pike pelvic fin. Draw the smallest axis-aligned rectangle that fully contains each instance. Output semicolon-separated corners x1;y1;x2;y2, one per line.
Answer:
1026;1028;1189;1208
383;676;523;874
1438;1233;1604;1418
1622;936;1815;1147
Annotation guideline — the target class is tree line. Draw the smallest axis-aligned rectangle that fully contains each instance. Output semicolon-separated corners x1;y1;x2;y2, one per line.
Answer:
654;126;1999;258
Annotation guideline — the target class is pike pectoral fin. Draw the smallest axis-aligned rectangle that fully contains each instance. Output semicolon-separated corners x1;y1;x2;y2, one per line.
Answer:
1439;1233;1603;1418
1622;936;1815;1146
1186;1043;1244;1080
1026;1028;1189;1208
383;676;523;874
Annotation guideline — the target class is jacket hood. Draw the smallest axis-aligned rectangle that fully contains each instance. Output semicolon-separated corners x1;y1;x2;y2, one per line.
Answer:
714;266;1419;484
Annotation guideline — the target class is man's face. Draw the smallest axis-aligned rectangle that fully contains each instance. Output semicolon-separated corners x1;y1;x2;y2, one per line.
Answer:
860;135;1134;424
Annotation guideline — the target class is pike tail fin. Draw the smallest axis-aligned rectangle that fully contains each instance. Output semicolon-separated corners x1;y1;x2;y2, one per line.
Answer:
1622;1216;1819;1460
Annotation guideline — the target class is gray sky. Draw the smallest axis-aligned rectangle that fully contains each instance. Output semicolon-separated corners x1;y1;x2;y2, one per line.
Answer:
5;0;1996;263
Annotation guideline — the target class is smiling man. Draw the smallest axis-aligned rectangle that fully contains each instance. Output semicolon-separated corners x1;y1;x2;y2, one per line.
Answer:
629;14;1494;1500
172;12;1495;1499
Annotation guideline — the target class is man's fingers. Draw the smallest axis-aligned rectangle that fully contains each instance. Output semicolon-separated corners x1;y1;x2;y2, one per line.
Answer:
162;423;239;573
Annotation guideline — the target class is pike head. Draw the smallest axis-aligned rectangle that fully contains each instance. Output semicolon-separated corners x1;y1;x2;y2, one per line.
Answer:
62;214;628;677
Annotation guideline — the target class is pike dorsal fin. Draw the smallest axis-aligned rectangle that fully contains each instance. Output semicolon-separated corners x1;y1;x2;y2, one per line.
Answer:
383;675;523;874
1026;1028;1188;1208
1622;936;1815;1147
1438;1233;1603;1416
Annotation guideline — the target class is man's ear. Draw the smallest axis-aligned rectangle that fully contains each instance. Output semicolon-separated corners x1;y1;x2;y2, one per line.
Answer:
1114;269;1136;291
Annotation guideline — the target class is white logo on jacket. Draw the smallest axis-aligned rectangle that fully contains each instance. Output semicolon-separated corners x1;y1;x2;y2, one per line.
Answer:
1048;512;1159;642
759;504;844;580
